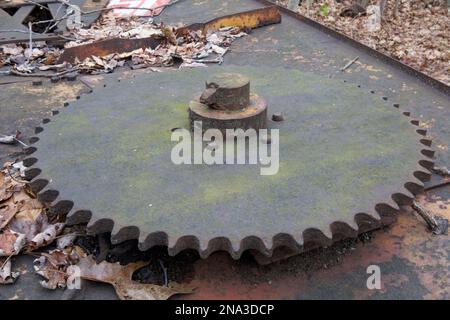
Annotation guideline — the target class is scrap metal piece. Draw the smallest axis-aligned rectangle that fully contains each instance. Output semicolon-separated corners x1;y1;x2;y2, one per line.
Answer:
57;37;162;64
0;0;106;45
175;6;281;37
57;6;280;64
25;65;433;260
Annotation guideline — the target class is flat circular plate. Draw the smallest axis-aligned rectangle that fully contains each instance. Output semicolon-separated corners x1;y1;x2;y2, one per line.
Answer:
28;65;430;258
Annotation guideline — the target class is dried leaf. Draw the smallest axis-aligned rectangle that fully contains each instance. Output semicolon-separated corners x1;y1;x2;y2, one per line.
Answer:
34;254;67;289
0;229;26;256
33;248;79;289
76;255;194;300
0;202;20;231
29;223;65;249
0;171;14;202
114;280;195;300
0;259;20;284
0;135;16;144
57;233;78;249
8;204;47;242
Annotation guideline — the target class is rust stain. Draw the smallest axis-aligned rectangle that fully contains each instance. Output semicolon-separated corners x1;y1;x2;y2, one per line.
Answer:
177;6;281;37
57;38;162;64
180;188;449;300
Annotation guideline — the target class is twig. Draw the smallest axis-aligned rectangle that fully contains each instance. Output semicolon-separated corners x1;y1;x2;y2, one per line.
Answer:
158;259;168;287
432;166;450;176
28;22;33;62
412;200;448;235
5;165;28;184
14;138;29;148
341;56;359;71
0;253;15;270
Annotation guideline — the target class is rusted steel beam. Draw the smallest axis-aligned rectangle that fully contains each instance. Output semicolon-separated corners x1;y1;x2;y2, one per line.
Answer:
176;6;281;37
57;37;162;64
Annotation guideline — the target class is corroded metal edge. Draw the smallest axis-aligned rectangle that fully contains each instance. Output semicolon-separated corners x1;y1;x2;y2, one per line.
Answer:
22;78;435;260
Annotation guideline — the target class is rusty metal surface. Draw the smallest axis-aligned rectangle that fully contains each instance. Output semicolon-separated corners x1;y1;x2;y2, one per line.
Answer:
181;186;450;300
176;5;281;36
0;0;448;300
25;64;432;259
57;37;162;64
161;0;449;174
59;6;281;64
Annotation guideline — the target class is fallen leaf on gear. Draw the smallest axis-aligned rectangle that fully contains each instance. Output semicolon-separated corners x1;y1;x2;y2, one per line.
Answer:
0;258;20;284
0;229;26;256
76;255;194;300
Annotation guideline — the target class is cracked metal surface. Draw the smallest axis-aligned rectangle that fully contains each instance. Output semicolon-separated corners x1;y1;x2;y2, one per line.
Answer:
25;65;433;259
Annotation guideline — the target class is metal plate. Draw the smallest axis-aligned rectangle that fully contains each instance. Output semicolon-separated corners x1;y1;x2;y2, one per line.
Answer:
26;65;432;259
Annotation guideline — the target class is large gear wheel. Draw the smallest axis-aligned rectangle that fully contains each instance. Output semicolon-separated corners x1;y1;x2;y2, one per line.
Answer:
24;65;434;259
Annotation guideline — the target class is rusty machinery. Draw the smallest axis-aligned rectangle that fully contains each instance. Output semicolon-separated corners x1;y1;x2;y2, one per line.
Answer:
24;64;434;260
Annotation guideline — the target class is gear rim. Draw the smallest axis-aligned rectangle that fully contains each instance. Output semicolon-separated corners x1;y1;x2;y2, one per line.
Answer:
23;66;435;259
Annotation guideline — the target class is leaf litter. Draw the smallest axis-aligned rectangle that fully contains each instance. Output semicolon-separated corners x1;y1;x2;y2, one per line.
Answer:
0;163;194;299
0;12;247;77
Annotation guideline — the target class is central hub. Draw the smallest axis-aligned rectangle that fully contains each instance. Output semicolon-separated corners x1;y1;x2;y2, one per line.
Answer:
188;73;268;133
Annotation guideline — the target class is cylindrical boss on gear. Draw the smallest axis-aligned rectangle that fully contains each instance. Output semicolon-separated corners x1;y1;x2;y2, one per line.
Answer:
190;73;268;133
199;73;250;111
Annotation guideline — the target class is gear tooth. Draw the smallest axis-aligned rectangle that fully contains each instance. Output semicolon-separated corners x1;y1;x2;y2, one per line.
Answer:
87;217;113;234
419;159;434;171
37;188;59;204
416;129;427;136
22;157;38;167
29;136;39;144
421;149;435;158
414;170;431;183
111;226;140;244
420;139;432;147
66;209;91;225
